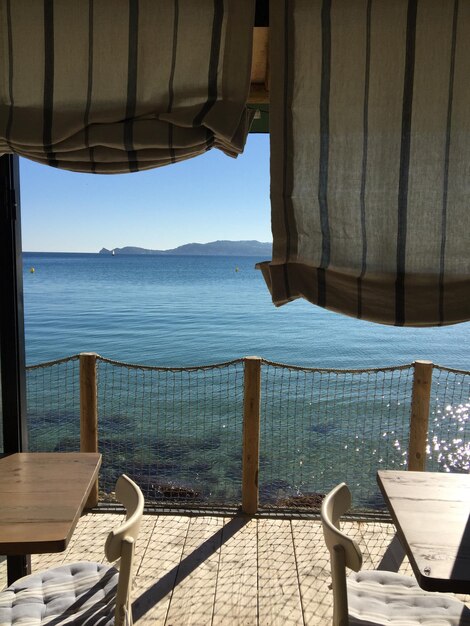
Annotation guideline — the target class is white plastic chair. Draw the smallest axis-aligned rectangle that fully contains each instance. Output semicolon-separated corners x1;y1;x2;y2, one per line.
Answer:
321;482;470;626
0;474;144;626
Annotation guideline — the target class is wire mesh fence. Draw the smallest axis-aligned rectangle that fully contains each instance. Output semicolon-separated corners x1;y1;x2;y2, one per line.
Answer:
96;357;244;507
25;354;470;513
259;361;414;511
26;355;80;452
427;366;470;474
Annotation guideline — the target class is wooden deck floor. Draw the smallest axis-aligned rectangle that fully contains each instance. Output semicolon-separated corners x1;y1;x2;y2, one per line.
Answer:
17;512;469;625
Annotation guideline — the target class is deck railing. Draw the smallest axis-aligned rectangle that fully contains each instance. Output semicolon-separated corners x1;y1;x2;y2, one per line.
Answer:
25;354;469;513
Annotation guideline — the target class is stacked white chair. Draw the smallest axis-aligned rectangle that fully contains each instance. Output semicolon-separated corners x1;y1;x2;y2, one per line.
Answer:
0;474;144;626
321;482;470;626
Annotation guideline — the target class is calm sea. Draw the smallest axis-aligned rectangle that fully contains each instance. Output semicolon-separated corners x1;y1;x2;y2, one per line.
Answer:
23;252;470;370
22;252;470;508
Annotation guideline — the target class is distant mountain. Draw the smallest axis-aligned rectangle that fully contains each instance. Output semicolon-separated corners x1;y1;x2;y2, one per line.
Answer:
99;240;272;256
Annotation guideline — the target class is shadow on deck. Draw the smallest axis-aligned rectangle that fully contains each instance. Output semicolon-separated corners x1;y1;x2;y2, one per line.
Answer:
24;511;470;625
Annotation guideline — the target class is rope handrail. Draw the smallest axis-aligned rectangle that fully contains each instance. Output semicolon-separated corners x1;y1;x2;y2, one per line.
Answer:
26;354;80;370
260;357;414;375
25;351;469;512
432;364;470;376
96;354;245;372
24;353;470;376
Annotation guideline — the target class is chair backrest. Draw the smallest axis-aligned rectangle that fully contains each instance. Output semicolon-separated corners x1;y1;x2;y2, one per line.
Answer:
320;483;363;626
104;474;144;626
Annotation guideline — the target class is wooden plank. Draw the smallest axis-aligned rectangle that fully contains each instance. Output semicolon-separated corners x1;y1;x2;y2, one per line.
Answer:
10;511;470;623
132;516;158;574
358;520;413;575
291;519;362;626
0;453;101;554
132;515;190;626
31;547;68;572
291;520;331;626
258;518;304;626
67;513;124;564
31;513;91;571
378;470;470;593
31;512;124;573
212;516;258;625
165;515;224;626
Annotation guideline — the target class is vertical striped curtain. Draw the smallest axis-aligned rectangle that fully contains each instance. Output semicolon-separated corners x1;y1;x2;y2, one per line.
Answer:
0;0;255;173
259;0;470;326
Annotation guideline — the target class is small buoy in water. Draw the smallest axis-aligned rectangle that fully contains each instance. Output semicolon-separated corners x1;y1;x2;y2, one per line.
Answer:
30;267;35;273
235;266;239;272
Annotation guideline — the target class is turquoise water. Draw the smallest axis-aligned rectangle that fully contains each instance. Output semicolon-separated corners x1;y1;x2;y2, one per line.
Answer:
23;252;470;369
23;253;469;508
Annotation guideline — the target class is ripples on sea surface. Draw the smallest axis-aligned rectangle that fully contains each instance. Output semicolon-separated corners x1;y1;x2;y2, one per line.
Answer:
23;253;470;508
23;253;470;369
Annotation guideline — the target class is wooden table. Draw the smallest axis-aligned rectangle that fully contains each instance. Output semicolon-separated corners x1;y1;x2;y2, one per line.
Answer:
377;470;470;593
0;452;101;556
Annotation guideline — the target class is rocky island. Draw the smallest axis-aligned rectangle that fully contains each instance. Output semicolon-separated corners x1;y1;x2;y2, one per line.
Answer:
99;240;272;256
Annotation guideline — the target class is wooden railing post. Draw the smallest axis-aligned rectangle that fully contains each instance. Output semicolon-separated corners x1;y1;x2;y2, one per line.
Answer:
80;352;98;507
408;360;433;471
242;356;261;515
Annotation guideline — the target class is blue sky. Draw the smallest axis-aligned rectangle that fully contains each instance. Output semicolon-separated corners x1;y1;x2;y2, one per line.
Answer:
20;134;271;252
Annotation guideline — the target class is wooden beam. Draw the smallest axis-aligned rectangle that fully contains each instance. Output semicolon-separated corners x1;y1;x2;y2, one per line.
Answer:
242;357;261;515
80;352;99;507
251;27;269;83
248;85;270;105
408;360;433;471
249;27;269;104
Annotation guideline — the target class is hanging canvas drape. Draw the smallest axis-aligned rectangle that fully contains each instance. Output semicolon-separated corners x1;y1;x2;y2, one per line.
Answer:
0;0;254;173
259;0;470;326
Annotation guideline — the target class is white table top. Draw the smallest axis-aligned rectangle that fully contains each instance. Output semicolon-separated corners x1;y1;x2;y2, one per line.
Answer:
377;470;470;593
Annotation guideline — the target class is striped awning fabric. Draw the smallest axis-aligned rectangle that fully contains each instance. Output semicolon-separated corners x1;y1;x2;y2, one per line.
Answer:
259;0;470;326
0;0;255;173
